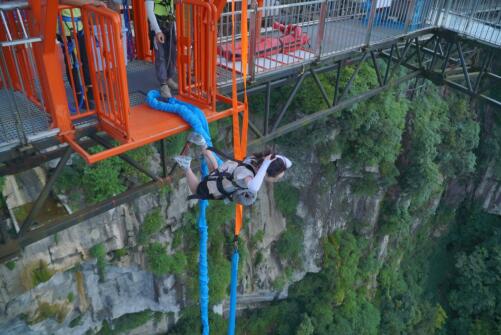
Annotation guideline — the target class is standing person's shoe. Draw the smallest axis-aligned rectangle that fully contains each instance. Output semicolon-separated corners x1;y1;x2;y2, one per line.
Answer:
174;155;192;171
160;84;172;99
187;132;207;149
167;78;178;90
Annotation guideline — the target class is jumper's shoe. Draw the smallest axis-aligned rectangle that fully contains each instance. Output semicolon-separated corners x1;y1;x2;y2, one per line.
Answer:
187;132;208;149
174;155;192;171
160;84;172;99
167;78;178;90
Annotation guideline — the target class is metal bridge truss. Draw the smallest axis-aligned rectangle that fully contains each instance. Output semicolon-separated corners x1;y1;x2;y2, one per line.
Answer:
245;29;501;147
0;29;500;261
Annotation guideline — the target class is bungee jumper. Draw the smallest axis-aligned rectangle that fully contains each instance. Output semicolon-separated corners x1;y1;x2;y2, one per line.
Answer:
174;132;292;206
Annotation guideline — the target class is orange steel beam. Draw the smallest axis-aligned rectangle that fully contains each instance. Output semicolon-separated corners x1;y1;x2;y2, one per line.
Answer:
132;0;152;61
29;0;73;135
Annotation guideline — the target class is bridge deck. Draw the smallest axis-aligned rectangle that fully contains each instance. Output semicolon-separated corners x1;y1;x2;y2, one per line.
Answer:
441;12;501;46
1;7;500;154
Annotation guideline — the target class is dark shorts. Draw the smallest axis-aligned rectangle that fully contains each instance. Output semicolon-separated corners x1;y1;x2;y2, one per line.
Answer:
195;180;213;200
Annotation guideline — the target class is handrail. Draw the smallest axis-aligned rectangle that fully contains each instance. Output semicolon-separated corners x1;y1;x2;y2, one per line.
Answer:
0;36;41;47
0;1;29;11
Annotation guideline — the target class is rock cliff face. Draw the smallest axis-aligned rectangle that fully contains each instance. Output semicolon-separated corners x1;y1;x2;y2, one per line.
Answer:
475;163;501;216
2;264;178;335
1;146;497;334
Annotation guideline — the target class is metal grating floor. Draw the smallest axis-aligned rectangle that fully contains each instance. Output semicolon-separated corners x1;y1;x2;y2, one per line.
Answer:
0;90;50;149
126;60;159;94
129;91;146;107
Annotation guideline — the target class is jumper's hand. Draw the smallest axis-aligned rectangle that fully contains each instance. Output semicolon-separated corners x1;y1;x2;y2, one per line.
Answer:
264;154;276;161
156;32;165;44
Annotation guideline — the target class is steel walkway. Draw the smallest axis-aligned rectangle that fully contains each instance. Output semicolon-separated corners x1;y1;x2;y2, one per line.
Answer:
1;0;501;157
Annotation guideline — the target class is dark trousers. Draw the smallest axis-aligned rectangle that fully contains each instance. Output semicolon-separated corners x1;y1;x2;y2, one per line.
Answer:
60;32;93;102
150;20;177;84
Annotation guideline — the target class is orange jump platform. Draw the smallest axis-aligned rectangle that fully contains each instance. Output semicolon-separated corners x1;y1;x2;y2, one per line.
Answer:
64;98;245;164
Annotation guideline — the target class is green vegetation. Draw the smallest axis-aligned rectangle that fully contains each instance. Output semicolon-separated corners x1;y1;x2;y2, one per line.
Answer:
250;229;265;248
146;242;187;276
67;292;75;303
478;104;501;177
274;182;300;218
96;310;155;335
54;151;125;204
399;87;479;211
274;217;303;267
296;314;315;335
112;248;128;261
231;230;381;335
90;243;106;282
21;260;55;289
164;63;487;335
162;133;187;157
81;155;126;203
445;207;501;334
138;209;164;245
5;260;16;271
82;59;491;335
29;301;68;324
274;183;304;268
69;314;84;328
167;308;228;335
171;201;234;304
122;145;155;183
227;203;500;335
54;144;157;206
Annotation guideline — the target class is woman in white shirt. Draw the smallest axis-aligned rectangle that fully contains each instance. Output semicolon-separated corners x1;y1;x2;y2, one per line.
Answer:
175;133;292;206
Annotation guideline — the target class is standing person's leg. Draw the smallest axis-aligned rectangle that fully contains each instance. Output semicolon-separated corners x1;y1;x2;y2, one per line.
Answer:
154;27;172;98
61;36;84;104
165;22;178;88
77;32;93;101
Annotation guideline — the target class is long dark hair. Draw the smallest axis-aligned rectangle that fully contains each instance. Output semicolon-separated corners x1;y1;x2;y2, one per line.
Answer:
249;150;287;178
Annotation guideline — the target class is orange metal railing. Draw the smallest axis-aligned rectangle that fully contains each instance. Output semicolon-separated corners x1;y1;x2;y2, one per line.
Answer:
176;0;218;112
81;5;130;142
0;5;43;106
57;6;96;121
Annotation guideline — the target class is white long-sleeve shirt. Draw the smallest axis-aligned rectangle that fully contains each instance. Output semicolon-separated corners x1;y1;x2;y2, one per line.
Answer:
210;158;271;196
145;0;162;34
246;159;271;193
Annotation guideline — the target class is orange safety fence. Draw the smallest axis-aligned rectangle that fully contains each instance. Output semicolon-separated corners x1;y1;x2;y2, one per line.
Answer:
57;6;96;121
176;0;218;112
81;5;130;142
0;7;42;107
131;0;153;61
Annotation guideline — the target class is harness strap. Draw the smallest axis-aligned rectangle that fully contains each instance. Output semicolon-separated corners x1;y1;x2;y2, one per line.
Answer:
61;15;81;22
188;167;250;201
216;178;235;199
207;147;257;175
